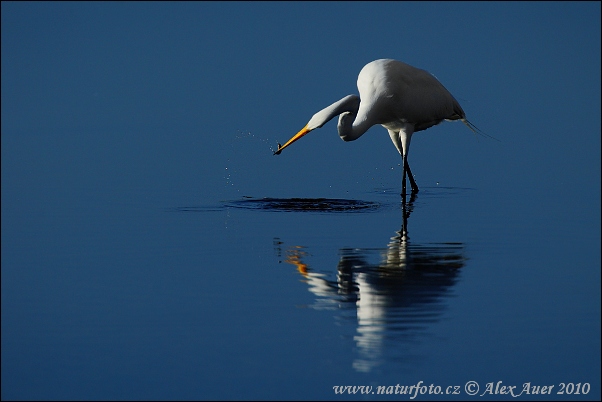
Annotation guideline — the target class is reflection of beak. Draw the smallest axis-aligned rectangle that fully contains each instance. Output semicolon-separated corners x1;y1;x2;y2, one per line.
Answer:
283;247;310;276
273;125;311;155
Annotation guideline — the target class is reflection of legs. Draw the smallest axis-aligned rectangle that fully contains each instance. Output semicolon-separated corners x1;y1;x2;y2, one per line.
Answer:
400;191;417;243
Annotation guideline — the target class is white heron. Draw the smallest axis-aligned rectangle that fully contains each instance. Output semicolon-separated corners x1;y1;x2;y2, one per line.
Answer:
274;58;481;196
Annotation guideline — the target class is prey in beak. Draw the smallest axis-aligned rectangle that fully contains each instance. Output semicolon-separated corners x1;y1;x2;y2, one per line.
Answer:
273;125;311;155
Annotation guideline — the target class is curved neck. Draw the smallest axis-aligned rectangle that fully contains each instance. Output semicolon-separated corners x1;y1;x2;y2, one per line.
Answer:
307;95;360;130
337;103;374;142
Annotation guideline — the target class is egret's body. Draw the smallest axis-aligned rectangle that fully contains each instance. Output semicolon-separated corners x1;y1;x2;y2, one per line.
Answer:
275;59;477;196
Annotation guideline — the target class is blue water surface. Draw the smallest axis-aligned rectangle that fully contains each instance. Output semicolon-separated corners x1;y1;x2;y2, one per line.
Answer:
2;2;600;400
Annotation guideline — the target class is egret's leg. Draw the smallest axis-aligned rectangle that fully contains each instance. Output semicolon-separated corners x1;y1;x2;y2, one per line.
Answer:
388;125;417;196
404;158;419;193
399;127;416;196
401;156;408;197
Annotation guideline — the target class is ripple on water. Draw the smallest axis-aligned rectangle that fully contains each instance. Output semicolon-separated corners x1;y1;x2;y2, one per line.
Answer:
224;197;381;213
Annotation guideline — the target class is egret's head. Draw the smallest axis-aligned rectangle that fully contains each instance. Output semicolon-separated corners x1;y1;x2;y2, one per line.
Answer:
273;95;359;155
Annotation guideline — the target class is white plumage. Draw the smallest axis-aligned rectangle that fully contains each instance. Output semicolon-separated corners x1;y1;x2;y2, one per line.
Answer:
275;59;478;195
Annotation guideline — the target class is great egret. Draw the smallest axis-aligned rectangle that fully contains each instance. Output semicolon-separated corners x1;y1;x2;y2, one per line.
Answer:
274;58;480;196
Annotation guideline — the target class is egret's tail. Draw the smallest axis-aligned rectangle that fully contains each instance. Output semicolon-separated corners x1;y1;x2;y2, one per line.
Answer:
461;119;500;142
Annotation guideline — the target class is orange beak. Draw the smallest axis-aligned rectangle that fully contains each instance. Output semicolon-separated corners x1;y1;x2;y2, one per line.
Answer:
273;125;311;155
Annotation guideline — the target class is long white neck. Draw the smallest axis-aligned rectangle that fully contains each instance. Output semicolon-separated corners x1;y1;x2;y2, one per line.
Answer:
337;104;374;142
307;95;359;129
306;94;373;142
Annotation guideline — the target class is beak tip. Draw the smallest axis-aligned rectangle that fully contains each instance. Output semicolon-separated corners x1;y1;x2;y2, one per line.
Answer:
273;124;309;156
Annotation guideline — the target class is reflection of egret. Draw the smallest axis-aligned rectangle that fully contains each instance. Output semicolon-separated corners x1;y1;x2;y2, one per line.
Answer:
274;59;481;196
275;196;467;372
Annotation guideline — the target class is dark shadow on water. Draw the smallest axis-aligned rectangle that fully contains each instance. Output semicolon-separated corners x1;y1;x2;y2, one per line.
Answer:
172;187;473;214
274;193;467;372
225;197;381;213
171;198;380;213
173;205;225;212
